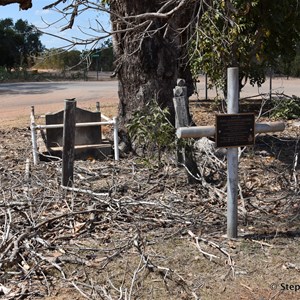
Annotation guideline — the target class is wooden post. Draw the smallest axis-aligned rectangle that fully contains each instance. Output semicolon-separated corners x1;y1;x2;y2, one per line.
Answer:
227;67;239;238
30;105;39;165
173;79;189;129
173;79;189;165
173;79;200;183
62;99;76;187
96;101;100;112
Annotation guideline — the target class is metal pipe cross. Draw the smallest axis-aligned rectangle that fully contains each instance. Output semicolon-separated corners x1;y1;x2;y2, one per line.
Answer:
176;68;285;238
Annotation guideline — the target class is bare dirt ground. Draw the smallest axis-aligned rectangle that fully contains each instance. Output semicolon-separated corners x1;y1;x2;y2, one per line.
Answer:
0;77;300;299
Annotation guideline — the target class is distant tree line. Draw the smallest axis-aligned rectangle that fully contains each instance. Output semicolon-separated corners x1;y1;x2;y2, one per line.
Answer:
0;18;43;70
0;17;114;74
36;49;84;71
0;14;298;82
89;40;114;72
36;39;114;73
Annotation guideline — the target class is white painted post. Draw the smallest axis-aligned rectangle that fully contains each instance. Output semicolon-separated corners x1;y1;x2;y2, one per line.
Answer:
175;68;285;238
113;117;119;161
227;67;239;238
176;122;285;139
269;68;273;101
30;106;39;165
205;73;208;101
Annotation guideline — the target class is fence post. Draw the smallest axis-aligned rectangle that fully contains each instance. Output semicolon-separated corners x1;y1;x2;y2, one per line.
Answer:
62;99;76;187
96;101;100;112
205;73;208;101
113;117;119;161
269;68;273;101
95;101;102;140
30;106;39;165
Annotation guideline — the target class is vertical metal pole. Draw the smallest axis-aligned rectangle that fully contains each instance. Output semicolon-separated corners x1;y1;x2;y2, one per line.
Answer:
205;73;208;101
269;68;273;101
96;57;99;81
113;117;119;161
30;106;39;165
62;99;76;187
227;67;239;238
96;101;102;140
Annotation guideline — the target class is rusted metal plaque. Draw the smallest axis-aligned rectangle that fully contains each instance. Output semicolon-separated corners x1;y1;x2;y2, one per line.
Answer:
215;113;255;148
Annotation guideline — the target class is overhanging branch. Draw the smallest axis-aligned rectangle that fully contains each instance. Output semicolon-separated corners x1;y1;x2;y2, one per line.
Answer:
0;0;32;10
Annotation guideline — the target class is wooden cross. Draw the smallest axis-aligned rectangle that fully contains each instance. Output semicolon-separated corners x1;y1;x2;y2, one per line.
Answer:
176;68;285;238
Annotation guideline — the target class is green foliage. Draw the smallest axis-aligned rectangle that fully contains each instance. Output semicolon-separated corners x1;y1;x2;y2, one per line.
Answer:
276;43;300;77
290;52;300;77
0;18;43;70
89;39;114;72
37;39;114;73
0;66;8;81
126;100;175;163
271;96;300;120
101;0;110;5
0;66;42;81
36;49;83;71
190;0;300;91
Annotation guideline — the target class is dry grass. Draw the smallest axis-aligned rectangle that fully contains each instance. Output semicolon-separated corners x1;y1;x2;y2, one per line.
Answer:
0;100;300;300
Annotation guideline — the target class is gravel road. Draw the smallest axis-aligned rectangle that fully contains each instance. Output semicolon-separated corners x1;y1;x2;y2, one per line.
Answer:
0;76;299;128
0;81;118;127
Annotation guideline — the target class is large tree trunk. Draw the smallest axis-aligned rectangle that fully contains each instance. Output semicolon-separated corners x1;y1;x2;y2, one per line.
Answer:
110;0;195;141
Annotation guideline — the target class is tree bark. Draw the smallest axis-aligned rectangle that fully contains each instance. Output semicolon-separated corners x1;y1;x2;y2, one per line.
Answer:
110;0;196;140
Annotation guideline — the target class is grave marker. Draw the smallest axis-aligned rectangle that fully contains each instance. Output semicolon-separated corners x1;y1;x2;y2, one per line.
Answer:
215;113;255;148
176;67;285;238
45;106;102;148
173;79;201;183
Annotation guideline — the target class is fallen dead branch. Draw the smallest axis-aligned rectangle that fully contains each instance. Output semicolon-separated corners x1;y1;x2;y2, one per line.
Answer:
0;127;299;299
188;231;235;279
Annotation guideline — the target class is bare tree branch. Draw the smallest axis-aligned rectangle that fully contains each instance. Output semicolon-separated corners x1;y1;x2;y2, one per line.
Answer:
124;0;189;20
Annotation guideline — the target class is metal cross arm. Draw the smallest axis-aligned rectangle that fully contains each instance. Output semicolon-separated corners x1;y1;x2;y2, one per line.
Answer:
176;121;285;139
176;118;285;239
175;67;287;239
